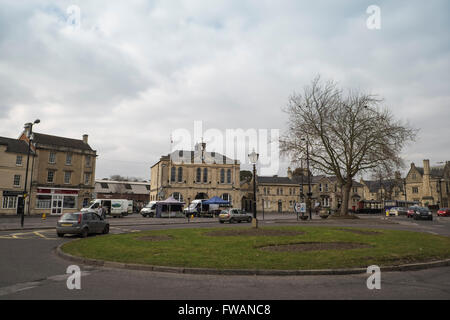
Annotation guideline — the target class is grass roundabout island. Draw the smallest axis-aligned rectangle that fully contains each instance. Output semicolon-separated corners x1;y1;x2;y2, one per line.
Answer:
60;226;450;271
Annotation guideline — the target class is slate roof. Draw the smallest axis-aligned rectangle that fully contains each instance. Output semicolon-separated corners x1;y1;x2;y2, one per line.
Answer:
0;136;34;155
32;132;94;151
95;180;150;195
167;150;237;164
362;179;403;192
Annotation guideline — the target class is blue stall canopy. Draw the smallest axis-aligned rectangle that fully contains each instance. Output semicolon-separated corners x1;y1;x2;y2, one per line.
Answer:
203;196;230;205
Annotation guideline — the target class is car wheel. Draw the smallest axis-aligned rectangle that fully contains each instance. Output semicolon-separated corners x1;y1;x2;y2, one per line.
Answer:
81;228;88;238
103;225;109;234
248;218;252;223
219;221;224;224
57;233;64;238
229;218;235;224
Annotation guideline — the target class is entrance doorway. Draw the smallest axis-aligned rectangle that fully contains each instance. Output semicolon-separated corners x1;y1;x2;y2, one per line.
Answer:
278;200;282;213
51;195;63;215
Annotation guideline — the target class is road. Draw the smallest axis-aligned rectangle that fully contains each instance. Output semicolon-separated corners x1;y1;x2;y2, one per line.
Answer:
0;214;450;300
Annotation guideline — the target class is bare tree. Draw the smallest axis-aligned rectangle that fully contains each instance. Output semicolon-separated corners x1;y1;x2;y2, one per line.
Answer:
280;77;417;215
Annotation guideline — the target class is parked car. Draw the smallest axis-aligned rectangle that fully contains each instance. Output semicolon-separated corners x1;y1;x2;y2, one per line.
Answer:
407;206;420;218
388;207;407;216
410;206;433;221
437;208;450;217
218;208;252;224
56;211;110;238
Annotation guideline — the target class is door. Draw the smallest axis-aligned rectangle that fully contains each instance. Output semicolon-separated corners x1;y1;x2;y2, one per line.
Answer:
278;200;282;213
52;195;63;215
16;196;24;215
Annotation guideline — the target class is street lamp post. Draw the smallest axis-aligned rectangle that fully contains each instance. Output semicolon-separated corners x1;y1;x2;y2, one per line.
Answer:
248;149;259;228
403;178;407;202
22;119;40;227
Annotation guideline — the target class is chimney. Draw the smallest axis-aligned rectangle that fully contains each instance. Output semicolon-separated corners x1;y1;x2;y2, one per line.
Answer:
287;167;293;180
423;159;430;176
394;171;401;180
82;134;88;144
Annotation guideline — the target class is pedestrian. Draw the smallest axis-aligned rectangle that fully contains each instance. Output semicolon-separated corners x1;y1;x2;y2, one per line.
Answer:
98;205;105;219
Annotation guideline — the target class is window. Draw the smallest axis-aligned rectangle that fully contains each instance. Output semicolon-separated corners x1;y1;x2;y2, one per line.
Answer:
203;168;208;183
222;193;232;203
84;173;91;185
172;192;183;202
227;169;231;183
264;187;267;195
124;184;132;190
2;196;17;209
66;153;72;165
64;171;71;184
178;167;183;182
49;152;56;164
353;187;358;193
196;168;201;183
13;175;21;187
280;188;283;195
145;185;150;191
325;184;329;192
412;187;419;194
220;169;225;183
63;196;76;209
100;183;109;189
85;156;91;167
16;155;23;166
171;167;176;182
36;195;51;209
319;184;323;192
47;170;55;183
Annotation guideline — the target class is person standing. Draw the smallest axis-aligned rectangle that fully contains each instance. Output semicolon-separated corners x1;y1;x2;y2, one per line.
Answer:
98;205;106;219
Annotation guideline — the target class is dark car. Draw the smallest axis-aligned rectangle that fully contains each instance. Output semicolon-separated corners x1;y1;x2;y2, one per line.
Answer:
407;206;420;218
411;206;433;221
56;211;110;238
437;208;450;217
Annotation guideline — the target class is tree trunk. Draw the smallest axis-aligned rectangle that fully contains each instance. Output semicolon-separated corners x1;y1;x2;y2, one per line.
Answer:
339;182;352;216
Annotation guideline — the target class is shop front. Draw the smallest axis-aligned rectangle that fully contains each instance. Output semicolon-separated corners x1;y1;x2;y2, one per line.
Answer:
1;190;24;215
35;188;80;215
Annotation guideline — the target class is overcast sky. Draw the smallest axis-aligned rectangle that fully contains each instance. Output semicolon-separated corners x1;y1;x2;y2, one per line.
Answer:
0;0;449;181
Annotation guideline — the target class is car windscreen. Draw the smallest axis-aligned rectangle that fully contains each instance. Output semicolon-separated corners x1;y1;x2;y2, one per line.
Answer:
61;213;80;221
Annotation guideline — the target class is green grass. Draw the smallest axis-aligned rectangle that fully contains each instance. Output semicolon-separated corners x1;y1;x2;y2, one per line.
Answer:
61;226;450;270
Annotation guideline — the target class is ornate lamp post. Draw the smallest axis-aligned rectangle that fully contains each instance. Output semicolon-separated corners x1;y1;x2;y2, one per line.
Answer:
22;119;40;227
248;149;259;228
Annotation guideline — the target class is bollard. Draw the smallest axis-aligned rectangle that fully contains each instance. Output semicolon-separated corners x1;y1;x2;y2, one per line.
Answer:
42;212;46;220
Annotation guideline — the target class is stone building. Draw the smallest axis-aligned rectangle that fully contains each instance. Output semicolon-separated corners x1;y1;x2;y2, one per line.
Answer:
0;136;34;215
241;167;365;214
360;172;406;203
149;143;242;208
18;131;97;215
405;160;450;208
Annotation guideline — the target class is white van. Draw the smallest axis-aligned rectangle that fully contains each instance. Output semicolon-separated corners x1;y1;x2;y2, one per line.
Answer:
140;201;157;217
82;199;129;218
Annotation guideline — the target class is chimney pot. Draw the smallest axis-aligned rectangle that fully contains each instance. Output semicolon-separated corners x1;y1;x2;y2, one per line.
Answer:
83;134;88;144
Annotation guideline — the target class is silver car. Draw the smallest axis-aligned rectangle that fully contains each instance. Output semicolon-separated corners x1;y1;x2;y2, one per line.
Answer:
56;211;110;238
218;208;253;224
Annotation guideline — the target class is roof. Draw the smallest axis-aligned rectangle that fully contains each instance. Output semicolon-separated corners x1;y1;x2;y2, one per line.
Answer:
32;132;94;151
166;150;237;165
0;136;34;155
362;179;403;192
257;176;299;185
95;180;150;195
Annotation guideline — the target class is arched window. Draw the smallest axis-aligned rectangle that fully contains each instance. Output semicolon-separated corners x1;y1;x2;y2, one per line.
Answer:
227;169;231;183
172;192;183;202
171;167;176;182
203;168;208;183
196;168;201;183
177;167;183;182
220;169;225;183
